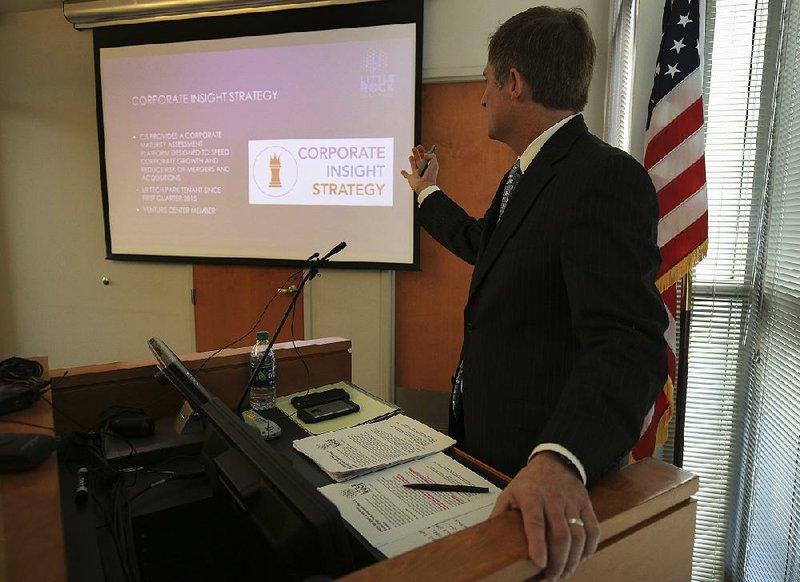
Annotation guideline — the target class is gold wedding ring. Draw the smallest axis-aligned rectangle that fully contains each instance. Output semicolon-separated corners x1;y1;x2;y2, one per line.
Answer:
567;517;585;528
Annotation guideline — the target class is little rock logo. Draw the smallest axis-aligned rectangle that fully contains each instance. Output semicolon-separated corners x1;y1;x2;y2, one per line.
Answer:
251;146;298;198
360;49;395;97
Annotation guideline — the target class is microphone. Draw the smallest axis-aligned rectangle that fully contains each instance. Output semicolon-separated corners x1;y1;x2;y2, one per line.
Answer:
319;241;347;262
236;241;348;412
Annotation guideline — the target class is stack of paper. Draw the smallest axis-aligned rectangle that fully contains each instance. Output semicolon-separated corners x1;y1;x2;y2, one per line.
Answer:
318;452;501;558
292;414;455;482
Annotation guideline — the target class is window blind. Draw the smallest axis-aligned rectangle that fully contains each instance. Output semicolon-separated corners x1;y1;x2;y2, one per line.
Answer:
686;0;800;580
725;0;800;578
604;0;637;151
684;1;771;579
608;1;797;578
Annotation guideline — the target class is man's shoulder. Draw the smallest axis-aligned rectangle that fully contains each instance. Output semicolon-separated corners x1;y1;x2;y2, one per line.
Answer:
571;132;648;175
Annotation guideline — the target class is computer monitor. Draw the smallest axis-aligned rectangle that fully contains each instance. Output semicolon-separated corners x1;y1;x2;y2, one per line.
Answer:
148;337;353;578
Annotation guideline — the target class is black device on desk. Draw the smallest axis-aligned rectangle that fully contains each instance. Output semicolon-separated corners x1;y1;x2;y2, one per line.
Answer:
291;388;360;423
147;337;354;579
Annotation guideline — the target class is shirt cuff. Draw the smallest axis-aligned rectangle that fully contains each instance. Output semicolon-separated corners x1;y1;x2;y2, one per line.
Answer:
417;185;440;205
529;443;587;486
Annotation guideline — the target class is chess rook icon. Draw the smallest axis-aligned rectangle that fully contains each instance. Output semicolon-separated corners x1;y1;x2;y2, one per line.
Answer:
269;154;282;188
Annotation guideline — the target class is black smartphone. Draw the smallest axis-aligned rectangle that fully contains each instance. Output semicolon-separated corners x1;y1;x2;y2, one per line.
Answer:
296;399;360;424
291;387;350;409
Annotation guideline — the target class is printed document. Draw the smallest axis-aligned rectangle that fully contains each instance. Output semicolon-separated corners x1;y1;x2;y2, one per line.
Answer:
319;452;501;557
293;414;455;481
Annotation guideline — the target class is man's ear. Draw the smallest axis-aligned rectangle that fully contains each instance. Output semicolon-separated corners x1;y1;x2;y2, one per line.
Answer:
508;67;528;100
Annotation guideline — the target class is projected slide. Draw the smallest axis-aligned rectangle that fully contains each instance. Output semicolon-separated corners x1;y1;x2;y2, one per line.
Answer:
98;22;416;265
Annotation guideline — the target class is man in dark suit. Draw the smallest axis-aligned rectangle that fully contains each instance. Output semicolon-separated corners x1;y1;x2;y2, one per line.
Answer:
401;7;667;580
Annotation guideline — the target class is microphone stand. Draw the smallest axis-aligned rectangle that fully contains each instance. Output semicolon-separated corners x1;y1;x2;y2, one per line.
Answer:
237;242;347;412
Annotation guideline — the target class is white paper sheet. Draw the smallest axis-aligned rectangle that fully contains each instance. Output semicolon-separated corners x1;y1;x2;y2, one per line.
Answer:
319;452;501;556
293;414;456;481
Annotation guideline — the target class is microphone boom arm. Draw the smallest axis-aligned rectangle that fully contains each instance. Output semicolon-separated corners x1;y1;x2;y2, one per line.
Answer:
236;242;347;411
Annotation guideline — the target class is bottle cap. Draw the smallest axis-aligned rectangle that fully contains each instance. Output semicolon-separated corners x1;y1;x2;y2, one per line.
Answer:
256;331;269;341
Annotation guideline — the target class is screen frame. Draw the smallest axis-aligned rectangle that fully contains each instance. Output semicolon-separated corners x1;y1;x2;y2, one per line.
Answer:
93;0;423;270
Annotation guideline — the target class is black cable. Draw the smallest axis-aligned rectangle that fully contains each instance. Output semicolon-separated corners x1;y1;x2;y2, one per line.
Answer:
84;444;141;582
0;419;56;431
99;428;140;461
285;293;313;419
112;478;140;582
194;267;304;375
47;369;69;391
129;469;207;503
237;261;320;412
142;454;205;473
0;357;44;385
135;268;304;415
89;489;133;582
40;393;90;433
290;297;312;392
87;440;205;580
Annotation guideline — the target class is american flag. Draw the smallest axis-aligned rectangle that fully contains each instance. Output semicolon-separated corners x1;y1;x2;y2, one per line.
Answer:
632;0;708;459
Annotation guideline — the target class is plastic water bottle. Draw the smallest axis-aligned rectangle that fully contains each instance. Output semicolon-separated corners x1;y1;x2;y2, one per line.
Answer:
249;330;277;410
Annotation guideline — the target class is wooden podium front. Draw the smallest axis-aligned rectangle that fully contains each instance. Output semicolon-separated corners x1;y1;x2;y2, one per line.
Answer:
21;338;697;582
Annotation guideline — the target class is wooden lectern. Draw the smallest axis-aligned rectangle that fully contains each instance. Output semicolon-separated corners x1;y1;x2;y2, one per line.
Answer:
0;338;697;581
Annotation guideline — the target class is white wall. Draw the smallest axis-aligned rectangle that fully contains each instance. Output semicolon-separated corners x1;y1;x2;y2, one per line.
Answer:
0;8;195;369
628;0;664;162
0;1;612;383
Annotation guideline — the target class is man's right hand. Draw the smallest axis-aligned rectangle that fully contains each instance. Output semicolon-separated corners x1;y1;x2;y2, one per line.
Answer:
400;144;439;194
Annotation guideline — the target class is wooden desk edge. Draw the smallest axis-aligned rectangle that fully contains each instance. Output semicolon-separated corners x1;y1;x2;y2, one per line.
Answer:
50;337;352;388
0;357;67;582
339;458;697;581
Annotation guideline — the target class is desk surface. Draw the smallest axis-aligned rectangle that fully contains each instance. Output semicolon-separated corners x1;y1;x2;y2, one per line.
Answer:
0;357;67;582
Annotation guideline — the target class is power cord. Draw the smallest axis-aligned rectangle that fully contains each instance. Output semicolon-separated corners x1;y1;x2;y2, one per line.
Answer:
128;469;207;503
0;418;56;431
194;267;305;375
285;294;312;418
40;392;90;433
84;442;142;582
136;268;304;415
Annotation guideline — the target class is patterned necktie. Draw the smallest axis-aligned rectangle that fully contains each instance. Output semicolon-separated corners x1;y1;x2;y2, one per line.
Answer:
497;159;522;222
450;160;524;426
451;360;464;419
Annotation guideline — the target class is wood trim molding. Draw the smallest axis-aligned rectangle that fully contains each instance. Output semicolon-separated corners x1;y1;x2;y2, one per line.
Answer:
49;337;352;433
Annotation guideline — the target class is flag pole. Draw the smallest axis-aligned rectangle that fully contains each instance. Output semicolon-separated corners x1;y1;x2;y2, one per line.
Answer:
673;272;692;467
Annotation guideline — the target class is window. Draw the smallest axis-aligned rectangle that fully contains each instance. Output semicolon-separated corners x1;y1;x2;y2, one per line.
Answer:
609;1;800;579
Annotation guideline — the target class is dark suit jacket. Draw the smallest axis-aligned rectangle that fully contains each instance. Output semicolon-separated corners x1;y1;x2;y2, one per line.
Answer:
418;116;668;485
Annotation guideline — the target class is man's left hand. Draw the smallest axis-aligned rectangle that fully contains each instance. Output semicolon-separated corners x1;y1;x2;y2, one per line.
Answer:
490;452;600;580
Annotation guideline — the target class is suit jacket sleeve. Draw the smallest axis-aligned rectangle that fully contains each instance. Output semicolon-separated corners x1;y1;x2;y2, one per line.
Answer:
417;189;495;266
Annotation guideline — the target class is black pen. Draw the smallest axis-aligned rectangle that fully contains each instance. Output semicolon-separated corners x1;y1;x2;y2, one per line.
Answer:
417;144;437;176
403;482;489;493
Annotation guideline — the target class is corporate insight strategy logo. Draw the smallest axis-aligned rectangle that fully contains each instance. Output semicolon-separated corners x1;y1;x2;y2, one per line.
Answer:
252;146;298;198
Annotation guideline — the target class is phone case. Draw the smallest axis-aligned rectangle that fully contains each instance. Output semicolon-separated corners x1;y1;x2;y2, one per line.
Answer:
296;399;360;424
